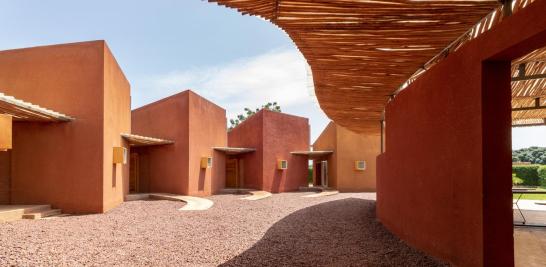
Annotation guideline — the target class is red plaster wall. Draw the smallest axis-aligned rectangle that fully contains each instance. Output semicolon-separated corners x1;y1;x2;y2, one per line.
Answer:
102;44;131;212
187;91;227;196
377;2;546;266
262;110;309;193
0;41;128;213
131;90;227;196
131;92;190;195
335;124;380;192
228;110;309;192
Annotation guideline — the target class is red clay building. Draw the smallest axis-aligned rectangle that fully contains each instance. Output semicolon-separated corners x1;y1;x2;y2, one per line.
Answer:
0;41;131;214
310;122;380;192
130;90;227;196
376;3;546;266
0;41;314;217
220;109;310;193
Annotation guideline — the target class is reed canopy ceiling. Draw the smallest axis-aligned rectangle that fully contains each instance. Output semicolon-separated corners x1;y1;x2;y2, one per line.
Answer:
208;0;502;133
512;47;546;127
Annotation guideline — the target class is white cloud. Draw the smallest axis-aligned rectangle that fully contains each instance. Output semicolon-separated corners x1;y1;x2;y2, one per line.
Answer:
132;48;330;141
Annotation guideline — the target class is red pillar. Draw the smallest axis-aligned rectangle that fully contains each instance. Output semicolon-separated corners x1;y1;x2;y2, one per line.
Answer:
481;60;514;266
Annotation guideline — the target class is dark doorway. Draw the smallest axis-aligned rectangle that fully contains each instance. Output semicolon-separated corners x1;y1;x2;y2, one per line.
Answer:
129;152;139;193
0;151;10;204
315;162;322;186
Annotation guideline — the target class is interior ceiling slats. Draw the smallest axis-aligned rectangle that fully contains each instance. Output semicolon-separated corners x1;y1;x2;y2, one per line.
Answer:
208;0;502;133
512;46;546;126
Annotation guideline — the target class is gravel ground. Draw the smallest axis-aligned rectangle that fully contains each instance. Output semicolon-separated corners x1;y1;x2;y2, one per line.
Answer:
0;192;446;266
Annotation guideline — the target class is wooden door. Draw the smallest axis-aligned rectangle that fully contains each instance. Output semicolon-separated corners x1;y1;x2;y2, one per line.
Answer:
0;151;10;204
226;159;239;188
129;153;139;193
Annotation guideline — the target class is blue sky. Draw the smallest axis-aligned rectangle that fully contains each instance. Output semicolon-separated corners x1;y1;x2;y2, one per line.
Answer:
0;0;543;148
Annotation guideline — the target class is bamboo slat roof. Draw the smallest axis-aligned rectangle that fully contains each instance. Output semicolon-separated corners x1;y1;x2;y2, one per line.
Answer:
121;133;174;147
291;150;333;159
0;92;74;122
512;47;546;127
213;147;256;155
208;0;501;133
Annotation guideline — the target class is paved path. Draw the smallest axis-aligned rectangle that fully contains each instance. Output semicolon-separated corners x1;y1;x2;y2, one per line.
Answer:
150;193;214;211
515;199;546;211
240;191;272;201
302;190;339;198
125;193;214;211
515;227;546;267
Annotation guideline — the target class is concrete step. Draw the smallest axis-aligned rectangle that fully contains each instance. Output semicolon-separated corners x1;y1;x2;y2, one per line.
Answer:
219;188;255;195
0;205;52;222
22;209;62;220
299;186;335;192
23;204;52;213
125;193;151;201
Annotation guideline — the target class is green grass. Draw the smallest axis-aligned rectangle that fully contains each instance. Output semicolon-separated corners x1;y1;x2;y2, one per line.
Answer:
514;193;546;200
513;187;546;200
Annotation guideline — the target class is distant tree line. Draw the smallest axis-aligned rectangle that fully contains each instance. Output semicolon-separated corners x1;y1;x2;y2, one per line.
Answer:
229;102;281;130
513;146;546;164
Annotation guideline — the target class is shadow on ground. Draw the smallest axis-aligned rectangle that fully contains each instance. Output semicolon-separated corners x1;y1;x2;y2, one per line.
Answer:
220;198;447;267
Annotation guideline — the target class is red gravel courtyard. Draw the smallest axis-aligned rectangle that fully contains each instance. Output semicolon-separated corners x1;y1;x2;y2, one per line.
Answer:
0;193;446;266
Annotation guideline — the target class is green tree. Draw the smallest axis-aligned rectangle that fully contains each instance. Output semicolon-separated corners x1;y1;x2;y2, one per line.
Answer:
538;166;546;186
513;147;546;164
229;102;281;130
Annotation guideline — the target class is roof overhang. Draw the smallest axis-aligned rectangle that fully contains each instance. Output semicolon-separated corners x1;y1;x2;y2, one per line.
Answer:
121;133;174;147
213;147;256;155
0;92;74;122
209;0;501;133
291;151;334;159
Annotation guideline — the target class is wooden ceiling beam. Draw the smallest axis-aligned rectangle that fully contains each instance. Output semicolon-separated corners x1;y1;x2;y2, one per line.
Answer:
512;73;546;82
512;119;546;127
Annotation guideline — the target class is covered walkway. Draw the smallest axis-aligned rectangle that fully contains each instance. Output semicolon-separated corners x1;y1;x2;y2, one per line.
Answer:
208;1;546;265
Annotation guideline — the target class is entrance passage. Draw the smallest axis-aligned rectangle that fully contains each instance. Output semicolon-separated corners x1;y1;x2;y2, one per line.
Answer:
122;133;174;194
290;150;333;188
213;147;256;189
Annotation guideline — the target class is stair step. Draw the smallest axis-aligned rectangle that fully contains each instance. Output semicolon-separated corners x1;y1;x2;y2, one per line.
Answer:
22;205;51;213
22;209;62;220
219;188;254;195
